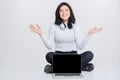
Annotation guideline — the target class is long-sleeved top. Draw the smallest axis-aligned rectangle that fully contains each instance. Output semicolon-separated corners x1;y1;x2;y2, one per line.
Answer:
40;23;90;52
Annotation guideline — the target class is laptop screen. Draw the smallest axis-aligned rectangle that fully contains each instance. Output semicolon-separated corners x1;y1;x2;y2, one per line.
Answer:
53;54;81;73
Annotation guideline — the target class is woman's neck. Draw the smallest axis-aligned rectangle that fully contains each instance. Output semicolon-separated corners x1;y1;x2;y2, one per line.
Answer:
63;21;68;24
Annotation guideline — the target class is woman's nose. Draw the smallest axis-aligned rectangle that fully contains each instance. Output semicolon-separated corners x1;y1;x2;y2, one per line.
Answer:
63;11;66;14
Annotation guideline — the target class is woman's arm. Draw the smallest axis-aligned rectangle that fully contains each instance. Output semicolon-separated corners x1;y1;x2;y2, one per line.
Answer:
75;25;103;50
29;24;55;50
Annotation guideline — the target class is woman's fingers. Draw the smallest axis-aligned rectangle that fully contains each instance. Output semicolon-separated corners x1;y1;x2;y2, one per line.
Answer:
36;24;42;31
93;27;97;29
36;24;40;30
29;24;36;32
29;24;43;35
36;24;39;27
95;27;103;33
98;27;103;32
29;24;35;30
88;27;103;36
92;27;103;32
29;24;33;29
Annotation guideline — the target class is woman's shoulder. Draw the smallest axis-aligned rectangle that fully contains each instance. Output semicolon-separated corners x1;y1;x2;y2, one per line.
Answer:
48;23;59;31
73;23;81;29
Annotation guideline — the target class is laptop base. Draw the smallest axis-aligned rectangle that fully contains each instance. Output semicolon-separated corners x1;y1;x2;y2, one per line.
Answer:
52;73;84;79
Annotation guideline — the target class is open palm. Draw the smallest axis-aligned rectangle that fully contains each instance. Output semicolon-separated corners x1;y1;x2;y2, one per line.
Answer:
88;27;103;36
29;24;43;35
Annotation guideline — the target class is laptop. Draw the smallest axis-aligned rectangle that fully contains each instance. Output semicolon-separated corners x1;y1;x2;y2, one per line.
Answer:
52;54;82;78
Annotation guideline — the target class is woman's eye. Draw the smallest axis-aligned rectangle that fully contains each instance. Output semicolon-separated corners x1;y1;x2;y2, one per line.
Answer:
60;10;63;12
66;9;68;11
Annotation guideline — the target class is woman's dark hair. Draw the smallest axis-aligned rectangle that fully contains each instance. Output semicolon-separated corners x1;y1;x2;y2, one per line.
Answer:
55;2;76;29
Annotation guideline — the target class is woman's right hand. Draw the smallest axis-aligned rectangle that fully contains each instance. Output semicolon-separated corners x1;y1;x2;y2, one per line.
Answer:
29;24;43;35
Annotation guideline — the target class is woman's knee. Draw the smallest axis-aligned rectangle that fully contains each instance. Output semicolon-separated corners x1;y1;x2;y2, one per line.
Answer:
46;52;55;60
82;51;94;61
46;52;55;64
87;51;94;58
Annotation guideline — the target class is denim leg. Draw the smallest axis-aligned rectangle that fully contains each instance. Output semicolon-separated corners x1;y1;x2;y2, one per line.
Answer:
46;52;55;64
81;51;94;67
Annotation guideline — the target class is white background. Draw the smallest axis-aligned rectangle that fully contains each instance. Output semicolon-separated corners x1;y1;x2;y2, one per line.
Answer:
0;0;120;80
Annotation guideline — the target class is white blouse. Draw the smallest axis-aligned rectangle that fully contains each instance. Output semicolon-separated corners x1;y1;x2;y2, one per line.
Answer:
40;23;90;52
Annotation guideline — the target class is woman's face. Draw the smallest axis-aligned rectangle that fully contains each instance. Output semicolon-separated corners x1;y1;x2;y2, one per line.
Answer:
59;5;70;22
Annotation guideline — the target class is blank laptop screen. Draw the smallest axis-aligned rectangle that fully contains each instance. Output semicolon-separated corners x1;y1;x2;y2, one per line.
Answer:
53;54;81;73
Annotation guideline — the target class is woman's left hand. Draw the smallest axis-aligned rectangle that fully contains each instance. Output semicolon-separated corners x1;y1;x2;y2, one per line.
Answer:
88;27;103;36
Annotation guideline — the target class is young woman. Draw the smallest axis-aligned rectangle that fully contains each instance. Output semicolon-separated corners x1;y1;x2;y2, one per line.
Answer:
29;2;103;73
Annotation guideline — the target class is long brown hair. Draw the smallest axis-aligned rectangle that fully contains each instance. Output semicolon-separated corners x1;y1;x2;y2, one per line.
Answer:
55;2;76;29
